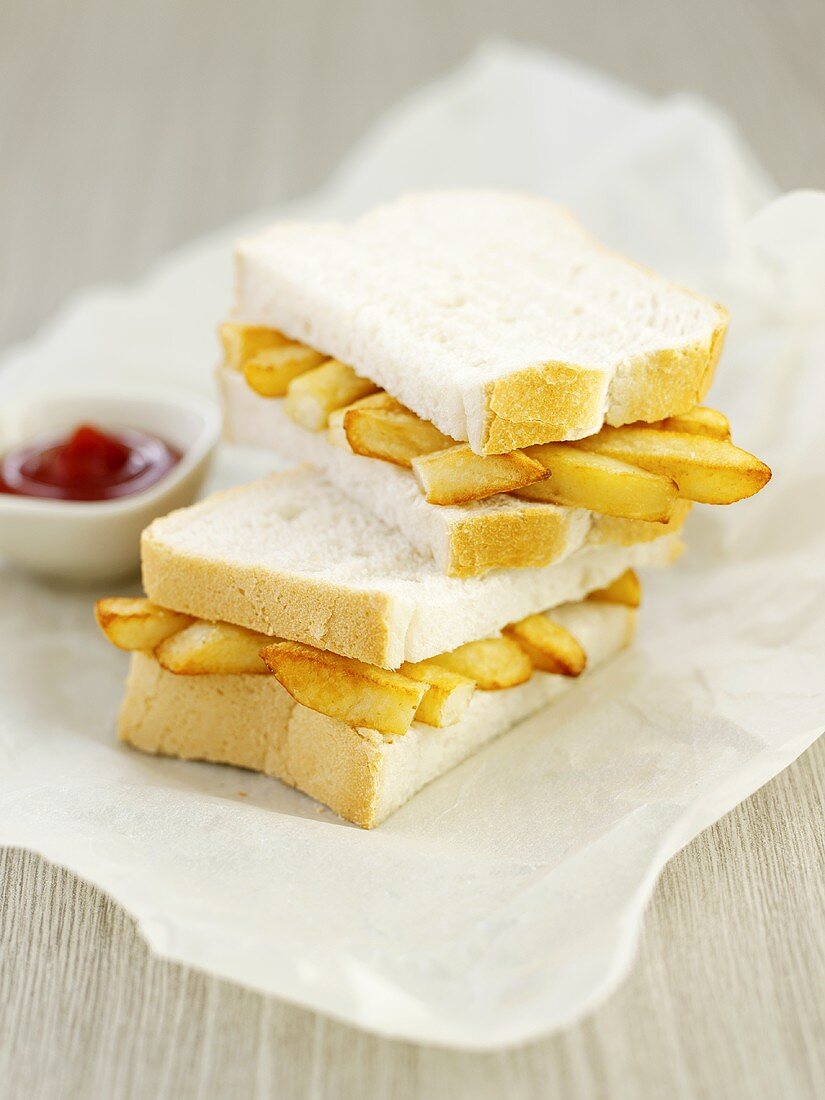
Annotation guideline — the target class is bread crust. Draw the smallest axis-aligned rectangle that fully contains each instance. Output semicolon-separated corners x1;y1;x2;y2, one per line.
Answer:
141;467;682;668
234;191;729;455
446;506;574;575
118;600;635;827
588;499;692;547
142;519;410;670
480;319;726;453
219;367;690;578
482;362;609;453
603;318;727;430
118;654;384;826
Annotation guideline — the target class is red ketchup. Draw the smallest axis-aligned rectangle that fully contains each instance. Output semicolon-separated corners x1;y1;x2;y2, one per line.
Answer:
0;423;181;502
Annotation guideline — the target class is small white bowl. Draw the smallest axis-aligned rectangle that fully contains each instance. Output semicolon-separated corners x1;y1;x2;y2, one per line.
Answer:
0;387;221;583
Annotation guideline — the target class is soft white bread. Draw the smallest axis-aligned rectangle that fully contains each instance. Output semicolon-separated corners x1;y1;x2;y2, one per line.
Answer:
233;191;726;455
118;601;635;828
219;364;689;577
142;465;680;669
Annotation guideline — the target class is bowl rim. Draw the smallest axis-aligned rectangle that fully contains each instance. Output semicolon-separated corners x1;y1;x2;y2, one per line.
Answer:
0;385;221;516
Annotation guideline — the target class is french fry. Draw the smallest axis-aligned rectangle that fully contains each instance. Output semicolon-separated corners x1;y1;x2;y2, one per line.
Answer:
327;393;397;450
432;636;533;690
517;443;677;522
95;597;193;651
400;660;476;727
220;323;288;370
586;569;642;608
284;359;379;431
575;427;771;504
261;640;427;736
243;343;327;397
155;622;273;675
345;398;455;468
412;444;547;506
503;615;587;677
649;406;731;441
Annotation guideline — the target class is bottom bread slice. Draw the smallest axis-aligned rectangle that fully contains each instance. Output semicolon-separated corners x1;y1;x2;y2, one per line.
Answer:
118;601;635;827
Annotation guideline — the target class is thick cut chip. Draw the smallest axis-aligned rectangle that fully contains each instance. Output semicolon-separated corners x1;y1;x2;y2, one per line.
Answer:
327;393;396;450
587;569;642;608
284;359;378;431
400;660;476;727
243;343;327;397
576;427;771;504
518;443;677;522
411;444;547;506
345;398;455;468
432;636;533;690
503;615;587;677
220;323;288;370
155;621;273;675
95;597;193;651
261;640;427;736
649;406;731;441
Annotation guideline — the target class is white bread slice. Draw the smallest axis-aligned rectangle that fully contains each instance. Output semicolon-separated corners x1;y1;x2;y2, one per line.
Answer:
141;465;680;669
233;191;726;455
118;601;634;828
219;364;689;577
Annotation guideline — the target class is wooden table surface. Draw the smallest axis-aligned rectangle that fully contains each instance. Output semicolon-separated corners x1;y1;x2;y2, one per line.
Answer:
1;2;823;1096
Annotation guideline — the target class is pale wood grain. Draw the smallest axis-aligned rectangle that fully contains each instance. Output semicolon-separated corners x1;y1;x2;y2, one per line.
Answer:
2;0;824;350
1;0;824;1095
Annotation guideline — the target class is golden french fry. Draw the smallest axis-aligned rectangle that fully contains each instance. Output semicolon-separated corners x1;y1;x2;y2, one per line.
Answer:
400;660;476;727
95;597;193;651
345;398;455;468
327;393;397;450
649;406;731;441
261;640;426;736
518;443;677;522
220;323;288;370
243;343;327;397
411;444;547;506
155;621;273;675
284;359;378;431
503;615;587;677
586;569;642;608
432;636;533;690
576;427;771;505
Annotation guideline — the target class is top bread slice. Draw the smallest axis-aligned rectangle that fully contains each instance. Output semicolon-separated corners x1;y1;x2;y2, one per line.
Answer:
142;465;680;669
233;190;726;455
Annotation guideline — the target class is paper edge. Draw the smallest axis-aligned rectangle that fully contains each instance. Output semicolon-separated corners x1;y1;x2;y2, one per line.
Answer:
1;722;820;1050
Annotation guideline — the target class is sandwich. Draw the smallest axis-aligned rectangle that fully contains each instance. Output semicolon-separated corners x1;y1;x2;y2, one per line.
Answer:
97;467;673;827
218;191;769;577
96;191;771;827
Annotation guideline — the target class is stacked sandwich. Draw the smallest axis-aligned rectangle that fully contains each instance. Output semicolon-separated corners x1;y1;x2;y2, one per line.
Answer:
97;192;770;827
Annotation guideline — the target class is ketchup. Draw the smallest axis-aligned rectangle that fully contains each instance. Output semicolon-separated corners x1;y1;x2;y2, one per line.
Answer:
0;423;181;502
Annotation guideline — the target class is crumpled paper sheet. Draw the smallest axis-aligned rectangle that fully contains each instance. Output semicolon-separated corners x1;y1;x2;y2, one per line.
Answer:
1;42;824;1049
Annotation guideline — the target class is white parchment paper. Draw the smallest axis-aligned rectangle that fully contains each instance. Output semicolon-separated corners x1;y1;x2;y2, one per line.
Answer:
1;43;824;1049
